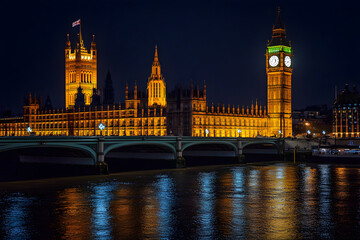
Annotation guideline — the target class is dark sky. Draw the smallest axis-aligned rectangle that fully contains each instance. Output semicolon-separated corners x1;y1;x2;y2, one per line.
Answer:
1;0;359;114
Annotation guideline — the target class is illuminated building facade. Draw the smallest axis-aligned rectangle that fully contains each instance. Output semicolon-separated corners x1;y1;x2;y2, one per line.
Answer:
0;9;293;138
167;84;269;137
333;84;360;138
65;26;97;108
266;7;293;137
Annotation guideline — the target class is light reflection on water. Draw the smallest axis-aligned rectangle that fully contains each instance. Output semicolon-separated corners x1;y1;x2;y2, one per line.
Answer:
1;163;360;239
1;193;33;240
198;172;216;239
90;182;117;240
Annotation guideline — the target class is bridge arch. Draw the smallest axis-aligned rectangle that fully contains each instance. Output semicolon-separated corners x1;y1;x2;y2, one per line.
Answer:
242;141;279;150
0;143;97;163
242;141;279;155
104;142;176;156
182;141;238;152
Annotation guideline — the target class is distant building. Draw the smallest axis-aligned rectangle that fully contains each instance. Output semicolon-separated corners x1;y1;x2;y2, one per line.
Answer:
333;84;360;138
293;105;331;136
0;9;294;137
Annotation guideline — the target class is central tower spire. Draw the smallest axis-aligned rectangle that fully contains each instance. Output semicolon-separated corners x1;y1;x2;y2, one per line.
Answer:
147;45;167;107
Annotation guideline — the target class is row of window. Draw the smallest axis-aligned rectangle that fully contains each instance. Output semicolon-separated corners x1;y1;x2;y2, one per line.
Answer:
30;119;166;129
192;117;267;127
68;72;93;83
193;129;263;137
149;82;164;98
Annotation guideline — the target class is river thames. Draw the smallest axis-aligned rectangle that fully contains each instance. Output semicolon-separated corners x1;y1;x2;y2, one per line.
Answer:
0;162;360;239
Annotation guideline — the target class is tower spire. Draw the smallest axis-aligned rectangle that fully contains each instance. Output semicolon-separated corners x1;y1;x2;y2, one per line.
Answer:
268;7;289;46
66;34;71;49
134;81;138;100
154;45;159;62
274;6;284;29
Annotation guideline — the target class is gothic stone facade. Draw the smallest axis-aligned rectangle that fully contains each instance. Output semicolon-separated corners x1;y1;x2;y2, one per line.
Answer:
0;10;293;138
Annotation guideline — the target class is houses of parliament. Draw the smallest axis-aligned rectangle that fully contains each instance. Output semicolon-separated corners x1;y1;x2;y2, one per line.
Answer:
0;9;293;138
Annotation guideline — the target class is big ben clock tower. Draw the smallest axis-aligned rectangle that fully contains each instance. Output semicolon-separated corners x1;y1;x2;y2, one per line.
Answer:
266;7;293;137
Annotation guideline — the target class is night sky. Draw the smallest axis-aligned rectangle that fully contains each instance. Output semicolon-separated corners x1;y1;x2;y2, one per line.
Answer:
1;0;359;115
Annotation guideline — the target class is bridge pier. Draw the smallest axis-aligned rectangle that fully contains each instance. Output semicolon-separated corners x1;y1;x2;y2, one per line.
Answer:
95;136;109;175
176;137;186;168
235;138;245;163
278;138;285;161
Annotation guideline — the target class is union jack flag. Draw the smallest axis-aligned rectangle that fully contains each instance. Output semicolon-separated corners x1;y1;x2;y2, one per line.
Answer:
72;19;80;27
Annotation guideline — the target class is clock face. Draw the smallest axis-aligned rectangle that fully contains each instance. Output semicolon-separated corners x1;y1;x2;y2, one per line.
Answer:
284;56;291;67
269;55;279;67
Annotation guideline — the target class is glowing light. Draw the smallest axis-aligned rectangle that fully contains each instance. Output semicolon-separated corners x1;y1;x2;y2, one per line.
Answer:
307;130;311;134
237;129;241;134
27;126;32;133
205;129;209;135
322;131;326;135
268;45;292;54
98;123;105;130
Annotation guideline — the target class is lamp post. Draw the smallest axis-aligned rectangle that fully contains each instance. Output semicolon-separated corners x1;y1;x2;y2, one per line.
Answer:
205;129;209;137
98;123;106;136
319;130;326;150
279;130;282;139
238;129;242;138
27;126;32;136
307;130;311;138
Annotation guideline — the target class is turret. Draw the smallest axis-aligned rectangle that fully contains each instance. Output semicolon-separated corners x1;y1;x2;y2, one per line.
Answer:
91;34;97;58
91;35;96;50
75;86;85;108
103;71;114;105
65;34;71;52
255;99;258;115
134;81;138;100
125;83;129;100
44;96;53;111
91;88;101;107
203;80;207;99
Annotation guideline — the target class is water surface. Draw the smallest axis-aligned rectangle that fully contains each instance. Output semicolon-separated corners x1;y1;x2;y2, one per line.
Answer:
1;163;360;239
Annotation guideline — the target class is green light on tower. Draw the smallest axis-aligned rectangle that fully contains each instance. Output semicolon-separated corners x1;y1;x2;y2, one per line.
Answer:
268;45;291;54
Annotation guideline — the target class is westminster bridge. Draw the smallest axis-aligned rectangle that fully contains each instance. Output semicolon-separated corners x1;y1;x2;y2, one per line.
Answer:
0;136;303;174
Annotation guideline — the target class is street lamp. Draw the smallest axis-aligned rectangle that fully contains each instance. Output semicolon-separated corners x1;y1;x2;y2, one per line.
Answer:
238;129;242;138
98;123;105;135
307;130;311;135
205;129;209;137
27;126;32;135
319;130;327;149
279;130;282;138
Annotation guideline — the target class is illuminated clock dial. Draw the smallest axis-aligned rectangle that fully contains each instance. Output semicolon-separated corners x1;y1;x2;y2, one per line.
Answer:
284;56;291;67
269;55;279;67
